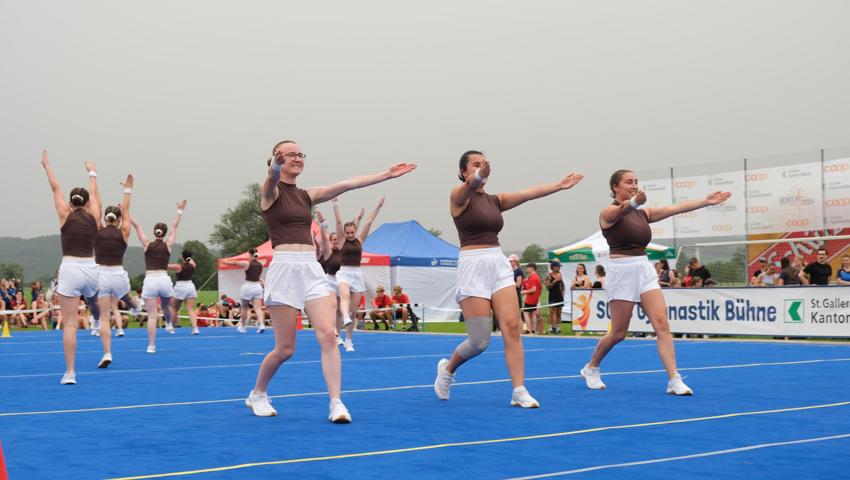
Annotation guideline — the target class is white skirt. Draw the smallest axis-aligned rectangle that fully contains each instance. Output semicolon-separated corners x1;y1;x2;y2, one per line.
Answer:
173;280;197;300
336;266;366;293
142;272;174;299
240;281;264;302
604;256;661;302
264;251;329;310
97;265;130;299
325;274;339;295
455;247;515;303
57;257;99;298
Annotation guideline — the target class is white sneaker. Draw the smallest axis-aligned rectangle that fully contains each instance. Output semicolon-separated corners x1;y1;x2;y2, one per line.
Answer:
146;345;156;354
510;386;540;408
90;327;99;336
236;326;247;333
60;372;76;385
667;373;693;396
342;314;352;327
165;323;175;334
116;329;125;337
245;390;277;417
130;304;142;316
192;327;199;335
257;323;265;334
329;399;352;423
434;359;455;400
580;364;606;390
343;339;355;352
336;336;344;347
98;353;113;368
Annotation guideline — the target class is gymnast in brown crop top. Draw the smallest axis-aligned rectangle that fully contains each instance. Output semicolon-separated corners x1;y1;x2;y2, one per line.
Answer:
601;202;652;257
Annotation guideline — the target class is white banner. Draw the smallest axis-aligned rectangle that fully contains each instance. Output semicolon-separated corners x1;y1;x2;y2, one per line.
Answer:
571;287;850;337
641;176;674;239
746;162;824;233
823;157;850;228
672;171;746;238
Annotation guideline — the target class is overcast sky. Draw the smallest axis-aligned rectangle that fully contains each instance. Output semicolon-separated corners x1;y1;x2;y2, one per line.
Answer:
3;0;850;251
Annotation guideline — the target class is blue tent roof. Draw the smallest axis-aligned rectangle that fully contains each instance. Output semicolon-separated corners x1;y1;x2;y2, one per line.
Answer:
364;221;459;267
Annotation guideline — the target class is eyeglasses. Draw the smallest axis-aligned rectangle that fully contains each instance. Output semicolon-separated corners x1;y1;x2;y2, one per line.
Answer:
283;152;306;159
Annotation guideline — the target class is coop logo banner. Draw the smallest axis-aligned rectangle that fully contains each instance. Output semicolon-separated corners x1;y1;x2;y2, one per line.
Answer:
824;157;850;228
572;287;850;337
672;171;746;238
746;162;824;233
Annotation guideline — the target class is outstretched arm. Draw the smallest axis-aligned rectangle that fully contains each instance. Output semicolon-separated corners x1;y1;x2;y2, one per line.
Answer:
85;161;102;223
358;197;384;243
119;174;134;238
450;159;490;213
167;263;183;273
166;200;187;248
332;198;344;249
261;153;284;208
645;191;732;224
41;150;70;224
308;163;417;204
130;216;150;249
220;260;250;268
316;211;333;260
497;173;583;212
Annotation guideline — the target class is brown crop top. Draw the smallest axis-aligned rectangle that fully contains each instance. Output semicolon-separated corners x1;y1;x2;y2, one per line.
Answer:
145;239;170;271
61;208;98;257
175;261;195;281
453;191;504;247
245;258;263;282
261;182;313;247
95;224;127;266
340;239;362;267
601;203;652;257
320;249;342;275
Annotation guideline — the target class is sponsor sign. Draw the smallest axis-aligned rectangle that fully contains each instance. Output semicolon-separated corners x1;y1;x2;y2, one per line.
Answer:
823;157;850;228
746;162;824;233
672;171;746;238
640;176;674;239
571;287;850;337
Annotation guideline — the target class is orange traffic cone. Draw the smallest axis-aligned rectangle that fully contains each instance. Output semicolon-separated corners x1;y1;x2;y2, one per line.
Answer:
295;311;303;330
1;319;10;338
0;439;9;480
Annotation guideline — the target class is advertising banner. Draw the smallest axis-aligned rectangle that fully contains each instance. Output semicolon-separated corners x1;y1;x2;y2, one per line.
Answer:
672;171;746;238
571;287;850;337
823;157;850;228
640;175;675;239
746;162;824;233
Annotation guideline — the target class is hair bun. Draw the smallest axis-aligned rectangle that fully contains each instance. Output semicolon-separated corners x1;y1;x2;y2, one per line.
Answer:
105;212;118;222
72;194;84;202
155;229;164;236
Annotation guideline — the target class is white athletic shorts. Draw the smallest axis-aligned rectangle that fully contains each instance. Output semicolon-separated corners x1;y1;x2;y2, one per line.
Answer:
56;257;99;298
142;272;174;299
325;274;339;295
604;256;661;302
97;265;130;298
173;280;197;300
264;251;329;310
240;281;264;302
336;266;366;293
455;247;515;303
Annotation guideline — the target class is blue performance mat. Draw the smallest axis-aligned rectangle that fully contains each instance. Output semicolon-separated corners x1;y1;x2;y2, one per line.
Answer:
1;328;849;479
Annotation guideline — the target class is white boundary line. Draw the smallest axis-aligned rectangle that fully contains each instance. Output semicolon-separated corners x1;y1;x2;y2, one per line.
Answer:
506;433;850;479
2;356;849;417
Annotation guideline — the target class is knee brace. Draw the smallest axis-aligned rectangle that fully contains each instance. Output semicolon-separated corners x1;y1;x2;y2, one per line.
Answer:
455;316;492;360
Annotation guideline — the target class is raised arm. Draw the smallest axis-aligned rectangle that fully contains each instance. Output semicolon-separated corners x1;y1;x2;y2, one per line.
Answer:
130;216;150;249
645;191;732;224
450;159;490;214
497;173;583;212
332;198;344;249
166;200;187;248
41;150;71;225
85;161;102;223
308;163;417;205
353;208;365;231
119;174;134;238
316;211;333;260
261;154;285;209
358;197;384;243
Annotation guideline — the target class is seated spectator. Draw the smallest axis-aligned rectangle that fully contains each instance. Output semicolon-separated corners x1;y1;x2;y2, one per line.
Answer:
355;295;367;329
30;292;50;331
10;291;29;328
207;303;221;327
571;263;592;289
592;265;606;289
370;286;393;330
391;285;411;330
195;303;210;327
704;278;718;287
837;253;850;286
0;279;15;312
669;276;682;288
688;257;712;284
777;256;802;286
756;263;779;286
691;276;704;288
76;298;91;329
657;259;676;287
802;248;832;285
50;294;62;329
750;258;769;286
115;299;130;329
30;281;44;303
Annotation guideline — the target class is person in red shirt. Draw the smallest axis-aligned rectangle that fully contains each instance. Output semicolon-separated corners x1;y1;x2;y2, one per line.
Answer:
521;263;542;334
391;285;411;330
370;286;393;330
